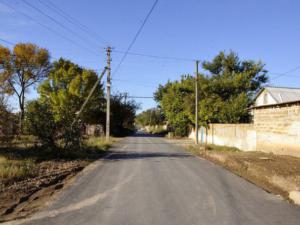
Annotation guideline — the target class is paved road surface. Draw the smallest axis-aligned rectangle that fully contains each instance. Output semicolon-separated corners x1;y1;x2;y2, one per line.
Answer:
11;133;300;225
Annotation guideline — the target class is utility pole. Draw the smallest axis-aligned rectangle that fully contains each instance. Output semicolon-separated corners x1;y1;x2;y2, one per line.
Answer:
195;60;199;144
124;92;128;105
106;47;111;141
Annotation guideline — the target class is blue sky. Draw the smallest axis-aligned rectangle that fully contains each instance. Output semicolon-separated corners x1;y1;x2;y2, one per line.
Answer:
1;0;300;112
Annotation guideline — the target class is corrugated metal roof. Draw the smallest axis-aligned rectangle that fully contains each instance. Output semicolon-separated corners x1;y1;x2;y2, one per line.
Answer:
265;86;300;103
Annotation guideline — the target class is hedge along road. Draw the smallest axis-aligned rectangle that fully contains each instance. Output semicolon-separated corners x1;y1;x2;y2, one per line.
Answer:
7;133;300;225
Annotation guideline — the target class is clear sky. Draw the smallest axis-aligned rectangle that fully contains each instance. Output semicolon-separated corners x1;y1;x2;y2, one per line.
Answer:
1;0;300;112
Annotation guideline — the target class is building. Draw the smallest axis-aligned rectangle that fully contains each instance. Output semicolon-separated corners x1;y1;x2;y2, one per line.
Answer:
253;86;300;107
189;86;300;157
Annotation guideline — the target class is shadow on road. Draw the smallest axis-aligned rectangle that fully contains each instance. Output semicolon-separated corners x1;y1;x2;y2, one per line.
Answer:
105;151;191;161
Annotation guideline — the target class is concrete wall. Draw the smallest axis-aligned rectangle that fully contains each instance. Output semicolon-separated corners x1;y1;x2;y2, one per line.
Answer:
189;124;256;151
189;103;300;157
84;124;104;136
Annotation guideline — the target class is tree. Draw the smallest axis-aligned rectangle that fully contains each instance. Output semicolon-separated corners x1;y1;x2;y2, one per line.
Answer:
154;75;194;136
199;51;268;124
37;58;105;147
25;100;57;147
0;93;12;143
135;108;165;127
0;43;50;132
154;51;268;136
110;93;139;136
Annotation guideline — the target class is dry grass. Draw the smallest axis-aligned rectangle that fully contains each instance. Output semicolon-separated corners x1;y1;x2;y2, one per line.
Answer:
0;136;114;184
0;156;37;181
0;136;117;221
83;137;112;151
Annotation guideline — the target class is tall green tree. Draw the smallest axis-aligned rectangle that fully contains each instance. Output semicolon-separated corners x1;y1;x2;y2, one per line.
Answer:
154;75;194;136
0;43;50;132
155;51;268;136
34;58;105;147
199;51;268;124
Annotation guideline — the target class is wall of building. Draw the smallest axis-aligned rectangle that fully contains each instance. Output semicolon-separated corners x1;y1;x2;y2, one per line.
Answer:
253;103;300;156
189;103;300;157
255;89;277;106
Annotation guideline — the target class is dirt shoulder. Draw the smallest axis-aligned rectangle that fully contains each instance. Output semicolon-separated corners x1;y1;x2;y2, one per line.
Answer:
0;160;90;222
0;137;115;223
173;139;300;204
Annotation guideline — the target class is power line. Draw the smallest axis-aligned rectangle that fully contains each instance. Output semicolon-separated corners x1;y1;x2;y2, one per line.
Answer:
2;1;100;56
0;38;15;46
112;0;159;77
270;65;300;81
21;0;101;56
113;49;195;62
37;0;110;45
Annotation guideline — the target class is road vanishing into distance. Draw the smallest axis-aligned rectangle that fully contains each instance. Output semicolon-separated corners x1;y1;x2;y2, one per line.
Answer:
12;133;300;225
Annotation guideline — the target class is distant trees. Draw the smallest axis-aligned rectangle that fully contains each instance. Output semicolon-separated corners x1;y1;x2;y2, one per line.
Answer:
110;93;139;136
135;108;165;127
0;43;50;132
154;51;268;136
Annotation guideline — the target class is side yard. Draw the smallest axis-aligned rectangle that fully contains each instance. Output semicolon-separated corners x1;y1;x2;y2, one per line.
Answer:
0;136;113;222
186;144;300;204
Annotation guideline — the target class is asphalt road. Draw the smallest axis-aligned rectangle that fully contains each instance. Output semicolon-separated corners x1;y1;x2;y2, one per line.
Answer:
12;133;300;225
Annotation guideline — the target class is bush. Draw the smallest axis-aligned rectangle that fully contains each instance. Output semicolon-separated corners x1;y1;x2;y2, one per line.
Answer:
25;101;57;147
0;96;14;144
26;100;83;148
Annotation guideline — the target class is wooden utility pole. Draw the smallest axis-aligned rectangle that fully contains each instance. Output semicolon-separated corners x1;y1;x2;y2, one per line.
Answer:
195;60;199;144
106;47;111;141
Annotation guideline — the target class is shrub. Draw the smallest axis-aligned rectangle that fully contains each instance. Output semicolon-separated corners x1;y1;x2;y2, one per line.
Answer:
25;101;57;147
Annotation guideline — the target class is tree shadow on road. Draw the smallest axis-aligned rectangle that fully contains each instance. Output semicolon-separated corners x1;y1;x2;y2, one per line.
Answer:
104;151;191;161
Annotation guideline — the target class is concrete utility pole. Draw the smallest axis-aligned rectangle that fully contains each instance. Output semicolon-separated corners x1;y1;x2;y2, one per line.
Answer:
106;47;111;141
195;60;199;144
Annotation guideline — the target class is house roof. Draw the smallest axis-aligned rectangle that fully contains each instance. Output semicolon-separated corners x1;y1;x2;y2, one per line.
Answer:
253;86;300;104
249;99;300;109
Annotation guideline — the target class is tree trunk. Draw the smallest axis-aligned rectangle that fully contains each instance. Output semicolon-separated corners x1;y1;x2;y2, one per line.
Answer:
18;91;25;134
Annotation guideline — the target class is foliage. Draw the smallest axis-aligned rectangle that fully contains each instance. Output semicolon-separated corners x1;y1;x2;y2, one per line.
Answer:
199;51;267;125
25;100;56;147
0;43;51;132
26;58;105;148
154;75;195;136
110;93;139;136
135;108;165;127
155;51;268;136
0;94;14;144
